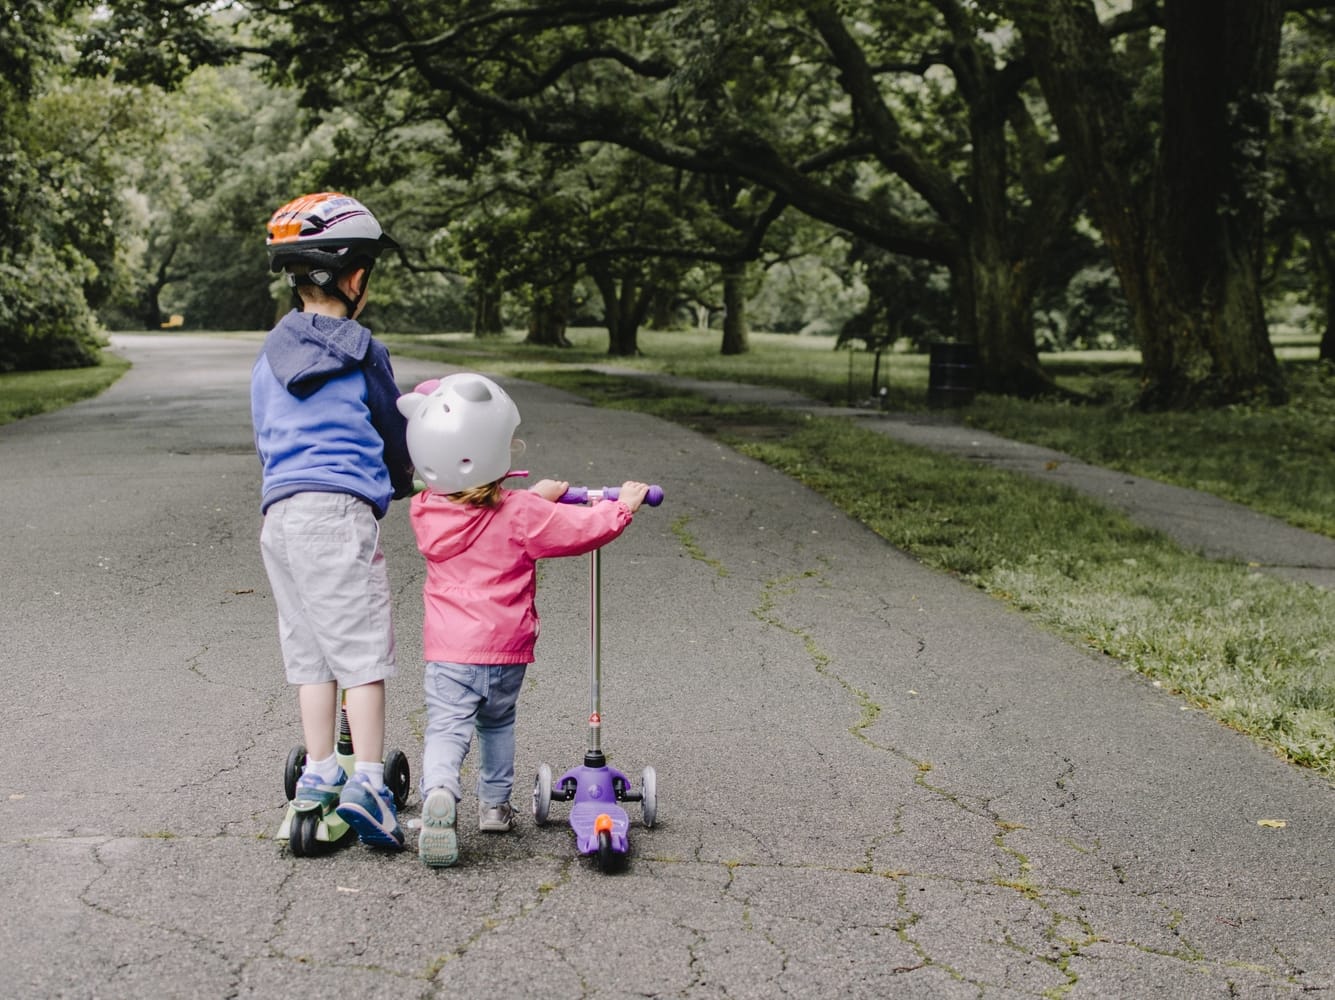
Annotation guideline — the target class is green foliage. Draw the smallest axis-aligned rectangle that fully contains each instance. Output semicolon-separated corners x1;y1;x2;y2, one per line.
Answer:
747;246;867;335
1266;14;1335;348
76;1;235;88
1034;259;1134;351
0;3;111;368
361;270;472;335
3;0;1330;376
0;244;104;372
120;65;313;331
837;244;952;350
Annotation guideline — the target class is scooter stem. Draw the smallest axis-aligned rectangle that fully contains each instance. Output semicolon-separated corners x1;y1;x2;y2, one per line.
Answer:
588;546;603;754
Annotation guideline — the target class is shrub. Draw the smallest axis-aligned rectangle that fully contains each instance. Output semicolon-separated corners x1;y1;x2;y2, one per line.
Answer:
0;243;103;372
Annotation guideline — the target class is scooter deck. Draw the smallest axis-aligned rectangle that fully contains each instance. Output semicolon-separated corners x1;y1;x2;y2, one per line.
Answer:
558;762;633;855
569;801;631;855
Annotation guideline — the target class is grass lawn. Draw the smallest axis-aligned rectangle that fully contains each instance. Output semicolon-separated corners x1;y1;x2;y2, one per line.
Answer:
0;350;130;425
963;361;1335;539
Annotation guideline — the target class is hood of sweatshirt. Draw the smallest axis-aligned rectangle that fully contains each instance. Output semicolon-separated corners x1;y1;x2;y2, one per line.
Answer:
264;310;372;399
411;490;506;561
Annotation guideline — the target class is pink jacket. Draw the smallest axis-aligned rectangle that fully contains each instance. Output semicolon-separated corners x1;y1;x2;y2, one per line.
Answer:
409;488;634;664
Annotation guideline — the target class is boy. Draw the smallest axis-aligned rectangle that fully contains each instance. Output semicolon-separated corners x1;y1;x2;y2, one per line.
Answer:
252;192;413;850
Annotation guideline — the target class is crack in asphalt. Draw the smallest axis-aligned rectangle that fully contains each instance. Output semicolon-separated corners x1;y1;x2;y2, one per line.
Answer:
733;561;1320;996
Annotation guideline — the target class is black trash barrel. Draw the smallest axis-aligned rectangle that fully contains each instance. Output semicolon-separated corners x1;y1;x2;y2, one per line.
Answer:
927;341;978;408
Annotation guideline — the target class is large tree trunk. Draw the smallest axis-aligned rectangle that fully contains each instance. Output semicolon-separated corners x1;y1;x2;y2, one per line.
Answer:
1300;210;1335;364
952;245;1051;398
648;288;677;330
524;277;574;347
1138;0;1285;406
590;263;650;356
139;241;180;328
962;76;1053;399
1015;0;1287;408
720;261;749;356
472;263;504;337
139;286;164;329
1319;236;1335;363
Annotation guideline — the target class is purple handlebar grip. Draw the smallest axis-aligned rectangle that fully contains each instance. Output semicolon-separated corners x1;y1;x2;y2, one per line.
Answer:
559;485;663;507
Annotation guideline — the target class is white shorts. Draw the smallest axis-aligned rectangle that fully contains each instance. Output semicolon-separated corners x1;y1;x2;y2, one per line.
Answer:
260;492;397;688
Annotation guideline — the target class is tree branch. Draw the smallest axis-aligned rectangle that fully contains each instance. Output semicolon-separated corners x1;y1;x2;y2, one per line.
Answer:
805;3;970;227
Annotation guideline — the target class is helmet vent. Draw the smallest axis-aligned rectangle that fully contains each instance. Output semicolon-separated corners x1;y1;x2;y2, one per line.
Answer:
456;380;493;403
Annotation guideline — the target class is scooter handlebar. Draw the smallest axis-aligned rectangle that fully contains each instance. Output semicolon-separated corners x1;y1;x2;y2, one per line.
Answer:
559;485;663;507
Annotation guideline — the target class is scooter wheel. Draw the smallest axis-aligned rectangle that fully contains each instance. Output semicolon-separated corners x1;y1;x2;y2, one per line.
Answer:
289;809;320;857
283;745;306;802
596;829;616;873
532;764;552;825
639;766;657;829
385;749;412;810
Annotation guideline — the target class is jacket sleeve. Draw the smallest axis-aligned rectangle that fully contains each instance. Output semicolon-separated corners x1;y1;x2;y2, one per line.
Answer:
517;492;633;558
362;341;415;500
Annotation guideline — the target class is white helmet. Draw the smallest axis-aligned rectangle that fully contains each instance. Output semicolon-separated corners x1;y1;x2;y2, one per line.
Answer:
396;374;522;493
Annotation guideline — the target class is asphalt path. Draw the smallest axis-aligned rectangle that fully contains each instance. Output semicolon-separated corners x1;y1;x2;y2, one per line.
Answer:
2;332;1331;998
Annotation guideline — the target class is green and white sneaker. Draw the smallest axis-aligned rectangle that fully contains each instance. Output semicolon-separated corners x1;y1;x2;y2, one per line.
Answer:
291;767;347;811
418;788;459;867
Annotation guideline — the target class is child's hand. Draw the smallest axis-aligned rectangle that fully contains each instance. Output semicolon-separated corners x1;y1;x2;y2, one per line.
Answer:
617;481;650;512
530;479;569;502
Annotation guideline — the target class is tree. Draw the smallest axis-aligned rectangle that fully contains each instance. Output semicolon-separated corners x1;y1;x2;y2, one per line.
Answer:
72;0;1335;388
328;0;1082;392
0;1;105;370
84;0;1090;393
1007;0;1292;407
1267;9;1335;362
107;64;298;331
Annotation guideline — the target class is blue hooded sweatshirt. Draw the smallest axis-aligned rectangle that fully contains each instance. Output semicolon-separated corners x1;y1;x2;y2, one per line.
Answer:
251;310;412;518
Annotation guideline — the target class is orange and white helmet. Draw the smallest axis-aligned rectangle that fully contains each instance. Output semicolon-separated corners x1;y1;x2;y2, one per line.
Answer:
265;192;399;274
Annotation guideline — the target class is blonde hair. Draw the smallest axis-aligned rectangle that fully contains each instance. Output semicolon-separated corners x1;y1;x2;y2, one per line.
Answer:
447;480;505;508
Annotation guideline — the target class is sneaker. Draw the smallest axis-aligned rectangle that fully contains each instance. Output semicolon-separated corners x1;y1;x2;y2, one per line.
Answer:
418;788;459;868
334;772;404;850
478;800;516;833
291;767;346;811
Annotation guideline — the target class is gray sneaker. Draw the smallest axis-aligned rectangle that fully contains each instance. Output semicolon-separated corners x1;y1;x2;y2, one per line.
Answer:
418;788;459;867
478;800;516;833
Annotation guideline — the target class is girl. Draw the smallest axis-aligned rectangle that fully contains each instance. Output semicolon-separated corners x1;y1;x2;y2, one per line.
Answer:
396;373;650;867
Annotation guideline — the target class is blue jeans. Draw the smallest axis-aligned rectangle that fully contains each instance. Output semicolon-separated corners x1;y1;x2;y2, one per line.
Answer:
421;661;528;805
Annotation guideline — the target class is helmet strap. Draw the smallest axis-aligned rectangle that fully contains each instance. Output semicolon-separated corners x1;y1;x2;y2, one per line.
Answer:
331;285;360;319
338;261;374;318
287;261;373;318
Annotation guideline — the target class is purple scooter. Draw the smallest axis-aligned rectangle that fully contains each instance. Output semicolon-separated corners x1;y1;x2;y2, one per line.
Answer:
531;484;663;872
